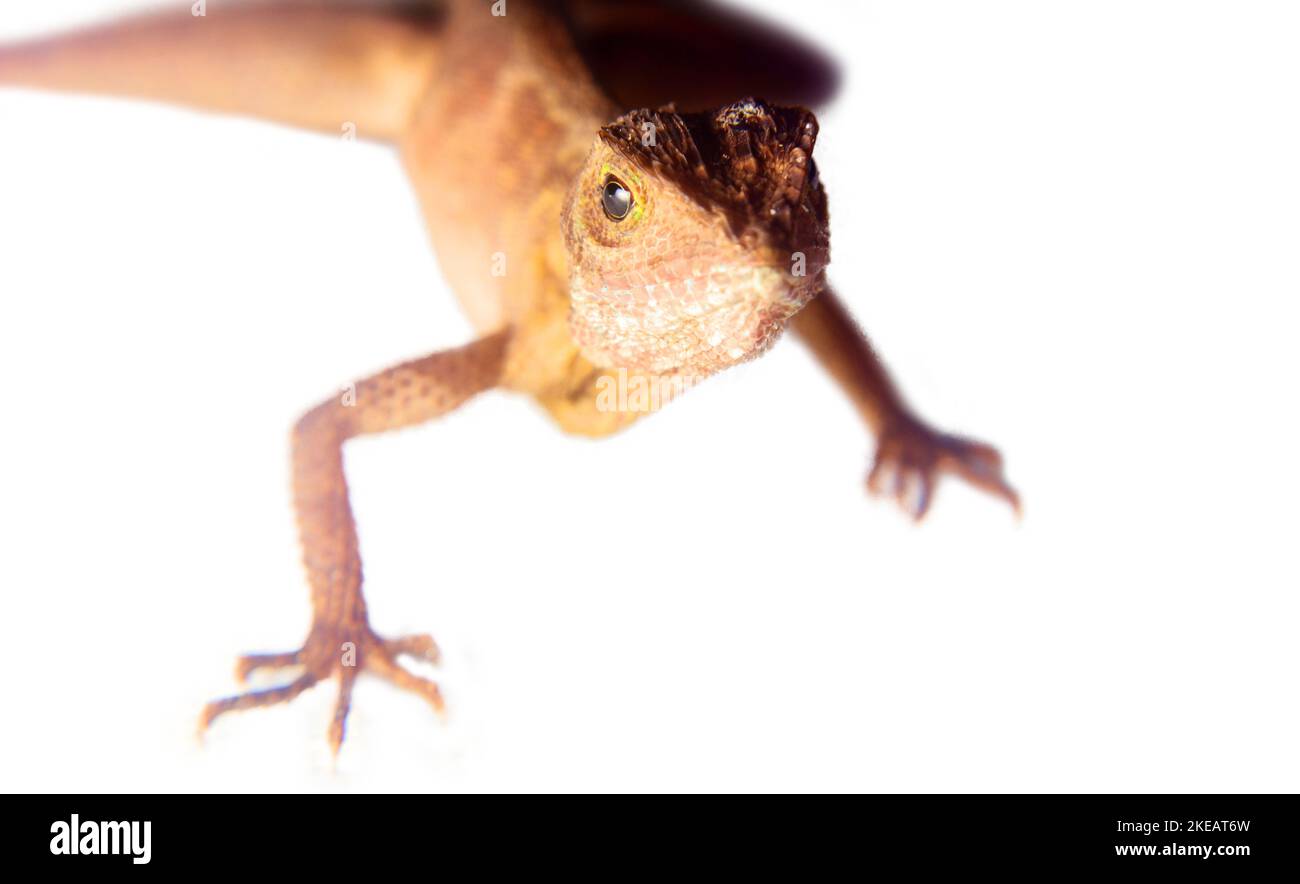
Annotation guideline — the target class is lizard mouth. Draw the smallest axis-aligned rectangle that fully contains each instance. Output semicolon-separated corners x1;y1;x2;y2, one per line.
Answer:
569;254;816;376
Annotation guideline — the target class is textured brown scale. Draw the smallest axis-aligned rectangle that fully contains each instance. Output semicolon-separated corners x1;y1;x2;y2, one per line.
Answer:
202;332;511;753
0;0;1019;753
599;99;826;256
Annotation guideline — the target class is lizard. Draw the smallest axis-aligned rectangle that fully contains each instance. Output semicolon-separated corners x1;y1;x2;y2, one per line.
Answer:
0;0;1019;754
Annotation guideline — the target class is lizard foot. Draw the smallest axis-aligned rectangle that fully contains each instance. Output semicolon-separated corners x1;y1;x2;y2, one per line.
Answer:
867;415;1020;521
201;626;444;754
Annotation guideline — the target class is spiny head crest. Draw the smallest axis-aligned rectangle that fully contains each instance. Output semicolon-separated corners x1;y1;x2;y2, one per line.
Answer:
599;98;829;263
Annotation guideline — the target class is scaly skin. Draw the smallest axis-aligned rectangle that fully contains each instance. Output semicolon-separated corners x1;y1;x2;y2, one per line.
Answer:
0;0;1018;753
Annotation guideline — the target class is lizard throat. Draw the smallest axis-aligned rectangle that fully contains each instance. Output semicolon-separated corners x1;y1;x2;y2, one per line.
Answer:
567;263;815;376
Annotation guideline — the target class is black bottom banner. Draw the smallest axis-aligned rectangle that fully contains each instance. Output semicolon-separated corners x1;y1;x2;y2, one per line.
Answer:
7;794;1295;872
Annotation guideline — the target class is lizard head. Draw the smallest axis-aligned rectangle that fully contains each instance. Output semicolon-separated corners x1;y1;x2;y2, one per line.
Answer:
562;98;830;377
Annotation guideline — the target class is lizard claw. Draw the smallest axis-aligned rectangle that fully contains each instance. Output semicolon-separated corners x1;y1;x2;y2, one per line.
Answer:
867;415;1019;521
202;626;445;755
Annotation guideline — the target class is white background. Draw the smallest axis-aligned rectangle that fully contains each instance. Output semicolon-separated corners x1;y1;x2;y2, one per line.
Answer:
1;1;1297;792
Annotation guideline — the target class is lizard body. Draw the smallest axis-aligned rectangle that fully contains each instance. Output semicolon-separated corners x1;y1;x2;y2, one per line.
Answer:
0;0;1018;752
400;1;623;432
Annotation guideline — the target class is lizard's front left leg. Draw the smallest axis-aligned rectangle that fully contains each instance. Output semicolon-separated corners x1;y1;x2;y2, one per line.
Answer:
201;330;510;754
792;286;1018;520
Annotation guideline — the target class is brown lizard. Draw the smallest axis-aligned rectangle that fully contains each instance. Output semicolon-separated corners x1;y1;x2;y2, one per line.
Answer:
0;0;1018;753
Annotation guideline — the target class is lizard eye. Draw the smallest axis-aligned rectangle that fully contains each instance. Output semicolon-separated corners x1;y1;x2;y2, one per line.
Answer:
601;176;633;221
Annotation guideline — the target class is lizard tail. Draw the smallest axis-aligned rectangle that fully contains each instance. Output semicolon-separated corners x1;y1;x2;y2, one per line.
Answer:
0;1;447;142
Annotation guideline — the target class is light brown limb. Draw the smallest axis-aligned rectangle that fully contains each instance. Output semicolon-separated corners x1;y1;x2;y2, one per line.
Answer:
790;285;908;437
201;672;318;730
383;634;441;663
202;329;511;751
367;652;445;716
0;1;445;142
329;666;358;756
235;650;302;683
792;288;1018;520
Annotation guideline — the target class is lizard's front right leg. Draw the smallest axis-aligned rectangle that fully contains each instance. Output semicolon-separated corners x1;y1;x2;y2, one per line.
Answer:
201;330;510;754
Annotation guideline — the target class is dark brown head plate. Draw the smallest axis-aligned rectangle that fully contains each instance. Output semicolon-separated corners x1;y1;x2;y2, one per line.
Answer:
599;98;830;261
